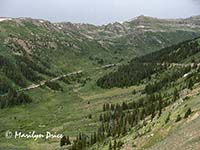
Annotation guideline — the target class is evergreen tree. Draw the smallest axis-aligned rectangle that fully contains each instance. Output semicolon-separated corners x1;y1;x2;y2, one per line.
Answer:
184;108;192;118
60;136;67;147
108;141;112;150
187;79;194;90
173;88;179;101
113;140;117;150
176;114;182;122
158;93;162;118
165;112;171;124
66;136;71;145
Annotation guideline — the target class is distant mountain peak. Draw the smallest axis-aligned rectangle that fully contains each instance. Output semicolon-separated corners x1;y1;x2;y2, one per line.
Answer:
129;15;158;21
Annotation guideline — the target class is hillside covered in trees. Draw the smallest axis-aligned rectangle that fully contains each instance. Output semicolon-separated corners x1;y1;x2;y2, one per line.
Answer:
69;36;200;150
97;37;200;89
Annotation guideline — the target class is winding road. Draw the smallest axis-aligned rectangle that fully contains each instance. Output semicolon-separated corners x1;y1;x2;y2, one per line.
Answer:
1;62;198;94
17;64;119;92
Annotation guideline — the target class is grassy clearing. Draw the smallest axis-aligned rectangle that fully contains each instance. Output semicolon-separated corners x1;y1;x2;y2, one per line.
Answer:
0;69;145;149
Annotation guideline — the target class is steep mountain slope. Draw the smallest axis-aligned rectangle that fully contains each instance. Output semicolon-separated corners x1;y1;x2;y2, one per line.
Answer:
97;37;200;88
90;37;200;150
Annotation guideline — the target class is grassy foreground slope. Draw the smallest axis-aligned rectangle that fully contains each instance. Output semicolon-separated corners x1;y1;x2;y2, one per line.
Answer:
90;37;200;150
95;87;200;150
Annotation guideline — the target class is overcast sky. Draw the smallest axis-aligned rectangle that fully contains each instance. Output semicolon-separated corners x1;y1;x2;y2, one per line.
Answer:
0;0;200;25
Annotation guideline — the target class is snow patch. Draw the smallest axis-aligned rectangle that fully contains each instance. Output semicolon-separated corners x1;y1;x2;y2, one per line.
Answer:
0;17;12;22
57;27;62;30
137;25;145;28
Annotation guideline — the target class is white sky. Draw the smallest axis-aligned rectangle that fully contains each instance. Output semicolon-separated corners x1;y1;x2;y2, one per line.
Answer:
0;0;200;25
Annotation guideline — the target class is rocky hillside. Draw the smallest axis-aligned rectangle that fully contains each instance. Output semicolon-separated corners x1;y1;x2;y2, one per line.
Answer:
0;18;114;94
58;15;200;57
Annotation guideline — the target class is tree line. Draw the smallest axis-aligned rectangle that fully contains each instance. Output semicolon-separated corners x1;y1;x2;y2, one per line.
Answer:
97;63;166;88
